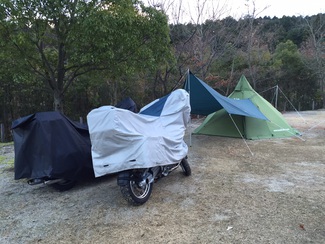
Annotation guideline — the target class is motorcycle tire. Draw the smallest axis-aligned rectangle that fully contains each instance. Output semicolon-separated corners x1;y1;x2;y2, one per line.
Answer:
118;171;153;206
51;179;76;191
180;158;191;176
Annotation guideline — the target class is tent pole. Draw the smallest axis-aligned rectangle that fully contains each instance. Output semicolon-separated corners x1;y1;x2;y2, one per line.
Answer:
170;68;189;92
188;69;192;147
275;85;278;109
229;114;254;156
189;116;192;147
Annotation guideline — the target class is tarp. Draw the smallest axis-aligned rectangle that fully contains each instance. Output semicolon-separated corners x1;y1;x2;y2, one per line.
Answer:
194;75;301;139
115;97;138;113
87;89;190;177
11;112;93;180
183;71;268;121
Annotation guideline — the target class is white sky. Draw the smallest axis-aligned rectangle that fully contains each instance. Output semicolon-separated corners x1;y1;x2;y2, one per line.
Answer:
228;0;325;19
145;0;325;23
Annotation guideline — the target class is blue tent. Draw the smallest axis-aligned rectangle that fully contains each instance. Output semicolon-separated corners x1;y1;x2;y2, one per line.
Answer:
139;93;170;116
183;71;268;121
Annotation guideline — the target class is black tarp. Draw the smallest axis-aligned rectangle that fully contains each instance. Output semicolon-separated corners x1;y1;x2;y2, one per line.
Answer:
11;112;92;181
115;97;138;113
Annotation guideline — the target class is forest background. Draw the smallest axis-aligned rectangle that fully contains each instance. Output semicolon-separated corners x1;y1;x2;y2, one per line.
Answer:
0;0;324;142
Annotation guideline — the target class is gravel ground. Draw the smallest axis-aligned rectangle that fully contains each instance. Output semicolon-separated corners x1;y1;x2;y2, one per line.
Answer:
0;110;325;244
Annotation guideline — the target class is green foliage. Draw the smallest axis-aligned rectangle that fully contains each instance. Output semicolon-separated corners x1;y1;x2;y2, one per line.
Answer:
0;0;172;113
68;0;172;75
272;40;318;110
0;6;324;129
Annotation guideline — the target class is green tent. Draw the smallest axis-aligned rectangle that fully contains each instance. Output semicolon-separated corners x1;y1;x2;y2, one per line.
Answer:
194;75;300;139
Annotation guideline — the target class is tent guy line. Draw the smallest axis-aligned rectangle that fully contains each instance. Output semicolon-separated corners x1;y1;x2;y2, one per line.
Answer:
228;114;254;156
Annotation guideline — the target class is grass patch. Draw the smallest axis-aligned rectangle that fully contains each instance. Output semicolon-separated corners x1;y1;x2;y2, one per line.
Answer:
0;142;14;170
0;156;14;165
0;157;14;171
0;141;14;147
0;155;5;163
0;157;14;172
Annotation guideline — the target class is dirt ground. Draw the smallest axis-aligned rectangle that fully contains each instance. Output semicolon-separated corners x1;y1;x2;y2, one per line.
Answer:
1;110;325;244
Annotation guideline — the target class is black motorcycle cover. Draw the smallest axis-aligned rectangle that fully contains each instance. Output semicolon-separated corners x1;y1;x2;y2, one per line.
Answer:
11;111;92;181
115;97;138;113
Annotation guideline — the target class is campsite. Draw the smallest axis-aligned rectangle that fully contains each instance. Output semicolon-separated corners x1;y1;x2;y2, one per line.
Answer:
1;109;325;243
1;1;324;242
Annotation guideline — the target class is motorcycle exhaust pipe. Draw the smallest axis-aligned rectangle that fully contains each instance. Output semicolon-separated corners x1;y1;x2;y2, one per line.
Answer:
43;179;65;185
28;178;65;186
27;178;44;185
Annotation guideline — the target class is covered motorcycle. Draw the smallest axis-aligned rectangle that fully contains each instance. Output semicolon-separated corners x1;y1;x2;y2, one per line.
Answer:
11;97;138;191
87;89;191;205
11;111;93;191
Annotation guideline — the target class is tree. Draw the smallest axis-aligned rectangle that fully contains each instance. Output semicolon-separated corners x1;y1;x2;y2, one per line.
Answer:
0;0;172;112
0;23;49;141
238;0;270;89
272;40;318;110
147;0;238;93
302;14;325;108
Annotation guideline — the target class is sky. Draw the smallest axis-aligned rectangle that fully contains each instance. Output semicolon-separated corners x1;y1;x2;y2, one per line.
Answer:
144;0;325;23
228;0;325;19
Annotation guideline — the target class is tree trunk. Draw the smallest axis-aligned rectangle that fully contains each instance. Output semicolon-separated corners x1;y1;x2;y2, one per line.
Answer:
54;90;63;113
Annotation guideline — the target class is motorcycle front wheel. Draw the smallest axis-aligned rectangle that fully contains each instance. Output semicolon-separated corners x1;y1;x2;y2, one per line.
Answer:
118;171;153;206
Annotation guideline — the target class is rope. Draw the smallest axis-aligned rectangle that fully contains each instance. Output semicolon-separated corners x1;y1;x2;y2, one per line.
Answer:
229;114;254;156
269;120;305;141
305;119;325;132
259;85;278;94
277;86;306;123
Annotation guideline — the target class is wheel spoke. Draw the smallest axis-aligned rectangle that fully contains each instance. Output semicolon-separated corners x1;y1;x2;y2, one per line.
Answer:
130;180;150;199
119;170;153;205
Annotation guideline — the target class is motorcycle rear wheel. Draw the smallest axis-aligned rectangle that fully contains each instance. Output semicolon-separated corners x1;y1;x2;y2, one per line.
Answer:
51;179;76;191
180;158;191;176
118;171;153;206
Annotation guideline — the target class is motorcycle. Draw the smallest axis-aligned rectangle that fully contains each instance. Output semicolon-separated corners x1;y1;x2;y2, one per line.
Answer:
87;89;191;206
117;157;191;206
11;97;138;192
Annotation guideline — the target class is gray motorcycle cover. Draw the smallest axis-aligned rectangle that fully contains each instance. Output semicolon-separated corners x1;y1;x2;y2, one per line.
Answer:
87;89;191;177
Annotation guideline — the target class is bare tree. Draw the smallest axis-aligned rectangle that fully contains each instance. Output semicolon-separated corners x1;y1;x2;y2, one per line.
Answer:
303;14;325;108
145;0;240;93
242;0;269;89
145;0;231;24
